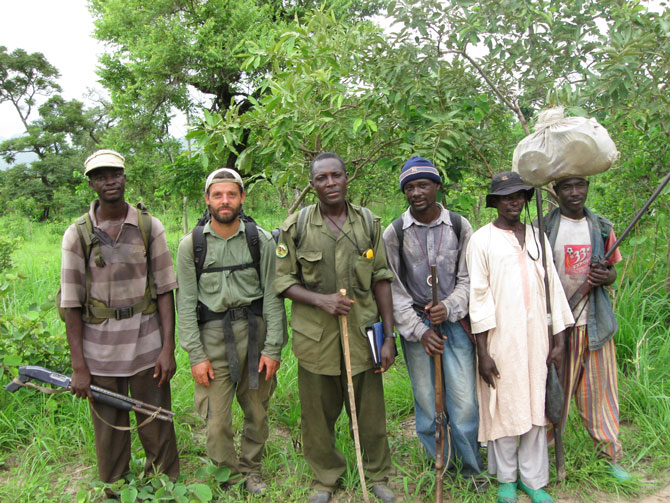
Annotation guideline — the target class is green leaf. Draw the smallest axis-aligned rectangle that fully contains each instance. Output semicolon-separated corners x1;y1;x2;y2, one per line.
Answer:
3;354;22;366
188;483;213;502
352;117;363;134
120;486;138;503
365;119;378;132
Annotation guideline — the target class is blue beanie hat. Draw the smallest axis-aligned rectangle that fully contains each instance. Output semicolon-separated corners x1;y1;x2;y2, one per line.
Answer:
399;157;442;192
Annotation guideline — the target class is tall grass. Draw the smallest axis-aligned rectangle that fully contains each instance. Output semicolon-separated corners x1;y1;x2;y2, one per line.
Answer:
0;208;668;502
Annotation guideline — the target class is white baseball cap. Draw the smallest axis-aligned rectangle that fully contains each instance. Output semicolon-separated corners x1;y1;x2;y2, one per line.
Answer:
84;149;125;176
205;168;245;192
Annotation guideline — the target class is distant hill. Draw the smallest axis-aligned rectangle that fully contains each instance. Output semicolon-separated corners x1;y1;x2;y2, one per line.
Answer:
0;135;39;169
0;150;38;170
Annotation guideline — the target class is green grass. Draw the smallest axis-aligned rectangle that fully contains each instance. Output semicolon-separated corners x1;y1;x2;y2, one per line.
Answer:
0;210;669;502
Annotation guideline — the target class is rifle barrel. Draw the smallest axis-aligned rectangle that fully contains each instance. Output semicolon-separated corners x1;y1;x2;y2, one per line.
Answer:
603;170;670;262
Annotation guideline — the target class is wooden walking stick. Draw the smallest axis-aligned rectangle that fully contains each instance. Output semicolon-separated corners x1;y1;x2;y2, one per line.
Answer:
535;189;566;481
430;266;446;503
339;288;370;503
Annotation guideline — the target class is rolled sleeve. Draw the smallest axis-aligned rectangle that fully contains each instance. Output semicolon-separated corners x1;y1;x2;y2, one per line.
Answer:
382;224;429;343
60;224;86;308
259;233;287;361
273;224;301;296
176;234;208;366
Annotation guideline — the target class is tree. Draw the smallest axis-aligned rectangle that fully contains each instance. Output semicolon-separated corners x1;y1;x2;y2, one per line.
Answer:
89;0;385;166
0;48;110;219
188;8;509;213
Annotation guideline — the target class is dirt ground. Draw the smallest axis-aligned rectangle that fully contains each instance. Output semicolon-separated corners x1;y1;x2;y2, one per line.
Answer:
556;483;670;503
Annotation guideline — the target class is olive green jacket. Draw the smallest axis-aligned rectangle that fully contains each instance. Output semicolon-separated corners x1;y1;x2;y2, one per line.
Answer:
177;221;287;367
273;203;394;376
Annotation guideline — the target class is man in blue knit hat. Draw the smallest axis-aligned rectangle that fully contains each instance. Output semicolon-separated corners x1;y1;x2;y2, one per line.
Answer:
383;157;486;492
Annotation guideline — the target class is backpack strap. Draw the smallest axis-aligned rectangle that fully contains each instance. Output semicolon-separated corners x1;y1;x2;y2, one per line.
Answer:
136;202;156;302
194;218;261;281
192;225;207;284
244;219;261;280
360;206;374;245
295;205;312;249
448;210;463;265
80;204;157;323
73;212;97;321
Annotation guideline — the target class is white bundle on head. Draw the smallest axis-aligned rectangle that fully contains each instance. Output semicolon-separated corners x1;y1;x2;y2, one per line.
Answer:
512;107;619;187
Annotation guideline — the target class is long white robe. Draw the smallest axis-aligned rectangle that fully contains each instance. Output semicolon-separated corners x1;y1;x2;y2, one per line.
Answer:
466;223;574;442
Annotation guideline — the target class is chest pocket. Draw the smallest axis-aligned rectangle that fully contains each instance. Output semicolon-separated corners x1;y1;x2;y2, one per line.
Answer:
353;255;374;292
297;250;322;290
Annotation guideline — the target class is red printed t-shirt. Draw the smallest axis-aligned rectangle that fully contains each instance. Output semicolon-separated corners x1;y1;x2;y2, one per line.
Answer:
552;214;622;326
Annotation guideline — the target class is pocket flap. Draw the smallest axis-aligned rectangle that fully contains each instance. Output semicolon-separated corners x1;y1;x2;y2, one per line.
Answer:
291;307;325;342
297;250;322;263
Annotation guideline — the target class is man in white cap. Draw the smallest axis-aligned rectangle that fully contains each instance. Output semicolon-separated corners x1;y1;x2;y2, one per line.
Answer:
177;168;286;495
60;150;179;489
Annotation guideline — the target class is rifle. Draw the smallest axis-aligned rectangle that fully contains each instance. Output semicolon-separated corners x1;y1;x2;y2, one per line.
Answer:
568;170;670;310
5;365;174;423
535;190;566;481
430;265;446;503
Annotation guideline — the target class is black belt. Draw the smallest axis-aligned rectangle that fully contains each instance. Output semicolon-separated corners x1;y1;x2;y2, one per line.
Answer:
197;299;263;390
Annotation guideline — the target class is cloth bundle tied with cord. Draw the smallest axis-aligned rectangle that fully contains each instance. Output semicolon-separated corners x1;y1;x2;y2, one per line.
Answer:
512;107;618;187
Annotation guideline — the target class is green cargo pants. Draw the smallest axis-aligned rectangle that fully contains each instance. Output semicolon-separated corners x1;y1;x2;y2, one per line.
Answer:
194;316;276;476
298;363;392;491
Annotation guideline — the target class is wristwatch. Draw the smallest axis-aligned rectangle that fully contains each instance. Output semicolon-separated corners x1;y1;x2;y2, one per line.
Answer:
384;332;397;339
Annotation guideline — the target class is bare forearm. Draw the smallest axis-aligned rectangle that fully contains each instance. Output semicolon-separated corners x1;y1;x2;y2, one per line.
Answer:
65;308;87;371
157;291;175;350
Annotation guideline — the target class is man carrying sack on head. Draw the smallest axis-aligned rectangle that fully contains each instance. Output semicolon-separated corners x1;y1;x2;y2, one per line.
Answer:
542;176;628;481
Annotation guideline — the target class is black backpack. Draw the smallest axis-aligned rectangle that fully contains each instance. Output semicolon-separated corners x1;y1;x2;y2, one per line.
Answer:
192;209;267;283
390;210;463;282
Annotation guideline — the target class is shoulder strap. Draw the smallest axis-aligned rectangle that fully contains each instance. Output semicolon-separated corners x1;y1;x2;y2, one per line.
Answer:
448;210;462;240
136;202;156;300
391;217;406;284
192;225;207;283
295;205;312;249
361;206;374;243
244;219;261;279
448;210;465;271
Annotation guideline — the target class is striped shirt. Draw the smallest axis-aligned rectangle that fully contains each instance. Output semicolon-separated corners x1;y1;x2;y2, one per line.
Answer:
60;201;177;377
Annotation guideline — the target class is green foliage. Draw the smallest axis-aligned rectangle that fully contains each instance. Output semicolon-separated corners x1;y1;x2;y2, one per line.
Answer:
77;472;216;503
0;46;108;220
0;270;69;376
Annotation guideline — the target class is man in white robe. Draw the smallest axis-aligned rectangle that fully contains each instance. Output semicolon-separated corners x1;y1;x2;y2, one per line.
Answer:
466;172;574;503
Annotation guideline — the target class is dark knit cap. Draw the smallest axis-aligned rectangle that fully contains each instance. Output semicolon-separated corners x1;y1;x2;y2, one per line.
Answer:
485;171;534;208
399;157;442;192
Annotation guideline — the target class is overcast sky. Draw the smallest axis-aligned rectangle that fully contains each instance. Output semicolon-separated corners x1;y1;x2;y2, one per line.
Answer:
0;0;104;139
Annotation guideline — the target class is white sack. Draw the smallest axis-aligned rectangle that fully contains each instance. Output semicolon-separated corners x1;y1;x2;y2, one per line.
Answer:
512;107;618;187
